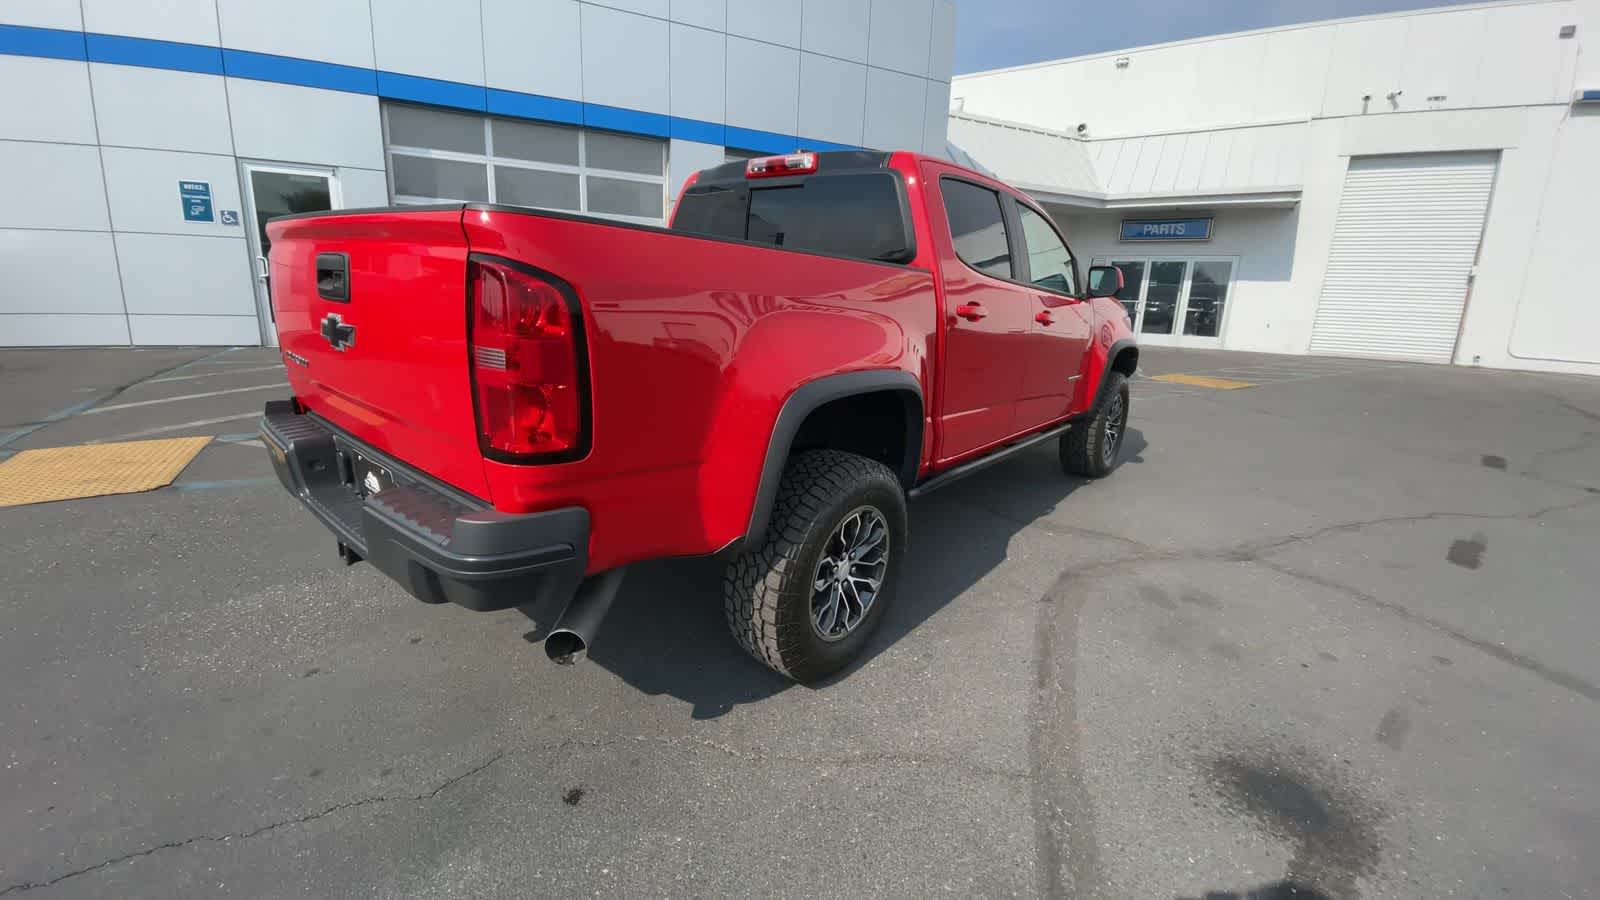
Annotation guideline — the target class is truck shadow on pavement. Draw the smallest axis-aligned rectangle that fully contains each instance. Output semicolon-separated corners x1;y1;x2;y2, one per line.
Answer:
522;428;1147;719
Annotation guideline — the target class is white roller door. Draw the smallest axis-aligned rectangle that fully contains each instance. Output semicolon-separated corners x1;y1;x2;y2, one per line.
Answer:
1310;152;1498;362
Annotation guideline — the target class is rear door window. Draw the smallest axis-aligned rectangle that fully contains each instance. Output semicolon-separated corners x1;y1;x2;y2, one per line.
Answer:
941;179;1013;280
673;172;912;263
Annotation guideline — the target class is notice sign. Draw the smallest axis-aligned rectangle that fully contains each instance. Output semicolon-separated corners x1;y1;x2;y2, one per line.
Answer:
179;180;214;222
1120;217;1212;242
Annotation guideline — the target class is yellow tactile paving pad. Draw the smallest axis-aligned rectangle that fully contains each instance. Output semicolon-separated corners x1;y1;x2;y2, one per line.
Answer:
0;436;212;507
1150;373;1256;390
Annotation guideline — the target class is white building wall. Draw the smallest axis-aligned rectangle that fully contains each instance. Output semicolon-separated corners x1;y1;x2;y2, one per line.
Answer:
954;0;1600;375
0;0;955;347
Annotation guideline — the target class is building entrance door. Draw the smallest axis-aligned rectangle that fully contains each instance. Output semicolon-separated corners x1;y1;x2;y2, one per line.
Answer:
239;162;341;347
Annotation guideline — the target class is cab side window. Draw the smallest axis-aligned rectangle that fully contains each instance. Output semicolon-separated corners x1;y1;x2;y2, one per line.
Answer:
942;179;1013;280
1016;204;1078;296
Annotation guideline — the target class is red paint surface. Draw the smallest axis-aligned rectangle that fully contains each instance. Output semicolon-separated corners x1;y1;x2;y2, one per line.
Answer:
266;152;1136;573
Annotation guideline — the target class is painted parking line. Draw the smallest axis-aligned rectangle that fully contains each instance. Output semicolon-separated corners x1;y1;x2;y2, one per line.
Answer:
94;411;264;442
144;364;285;385
1150;373;1256;390
82;382;285;415
0;347;240;449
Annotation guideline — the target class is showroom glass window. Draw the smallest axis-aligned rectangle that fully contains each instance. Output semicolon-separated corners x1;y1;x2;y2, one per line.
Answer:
382;103;667;224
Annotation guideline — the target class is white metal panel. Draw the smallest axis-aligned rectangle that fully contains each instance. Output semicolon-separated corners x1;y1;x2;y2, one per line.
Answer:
801;0;868;62
1508;114;1600;364
727;0;798;47
115;233;254;316
926;0;956;80
227;80;383;169
0;229;123;315
1171;131;1208;193
798;53;866;146
1253;25;1334;121
1311;152;1498;362
667;138;722;201
128;315;260;346
0;141;109;231
669;0;724;31
1;314;130;347
0;56;96;144
862;65;927;151
90;64;234;156
337;167;390;207
218;0;374;68
371;0;484;85
83;0;219;45
943;115;1099;196
1396;6;1488;111
866;0;932;77
921;79;950;154
590;0;668;17
1474;3;1581;107
2;0;82;29
1148;132;1186;193
484;0;582;102
99;147;245;236
670;22;725;124
582;5;670;114
726;37;799;136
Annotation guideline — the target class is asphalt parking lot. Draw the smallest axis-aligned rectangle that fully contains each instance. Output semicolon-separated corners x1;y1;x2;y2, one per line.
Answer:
2;346;1598;899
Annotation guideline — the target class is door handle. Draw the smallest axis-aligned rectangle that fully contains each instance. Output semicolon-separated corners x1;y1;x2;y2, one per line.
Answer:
955;302;987;321
254;255;269;283
1035;310;1054;325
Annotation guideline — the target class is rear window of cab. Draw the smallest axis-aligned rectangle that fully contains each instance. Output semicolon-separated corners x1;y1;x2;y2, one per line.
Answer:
672;172;914;265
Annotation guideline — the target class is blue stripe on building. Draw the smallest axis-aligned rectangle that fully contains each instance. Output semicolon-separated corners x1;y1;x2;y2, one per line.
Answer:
0;24;861;153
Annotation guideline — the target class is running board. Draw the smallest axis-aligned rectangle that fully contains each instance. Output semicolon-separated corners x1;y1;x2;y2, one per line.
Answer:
907;422;1073;499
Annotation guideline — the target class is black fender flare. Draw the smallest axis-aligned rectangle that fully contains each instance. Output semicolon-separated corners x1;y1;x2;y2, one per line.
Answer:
1091;339;1139;406
743;370;924;546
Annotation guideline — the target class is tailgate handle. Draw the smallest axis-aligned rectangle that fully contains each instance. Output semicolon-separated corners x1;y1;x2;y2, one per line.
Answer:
316;252;350;302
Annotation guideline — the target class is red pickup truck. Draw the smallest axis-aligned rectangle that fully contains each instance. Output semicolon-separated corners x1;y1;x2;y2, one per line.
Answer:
260;149;1137;682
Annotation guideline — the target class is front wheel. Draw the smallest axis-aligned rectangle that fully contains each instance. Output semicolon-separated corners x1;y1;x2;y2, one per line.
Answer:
722;450;907;683
1060;371;1129;478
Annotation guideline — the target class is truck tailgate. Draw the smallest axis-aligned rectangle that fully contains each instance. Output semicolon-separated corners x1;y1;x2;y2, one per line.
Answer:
266;207;491;499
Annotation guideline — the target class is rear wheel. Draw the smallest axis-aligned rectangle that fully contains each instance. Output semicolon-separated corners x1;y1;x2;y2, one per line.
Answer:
1060;371;1129;478
723;450;907;683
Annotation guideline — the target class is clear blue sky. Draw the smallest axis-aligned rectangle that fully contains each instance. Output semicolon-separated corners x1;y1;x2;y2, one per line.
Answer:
954;0;1481;74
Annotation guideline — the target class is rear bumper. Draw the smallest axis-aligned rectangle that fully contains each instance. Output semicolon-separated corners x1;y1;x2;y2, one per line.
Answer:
259;400;587;612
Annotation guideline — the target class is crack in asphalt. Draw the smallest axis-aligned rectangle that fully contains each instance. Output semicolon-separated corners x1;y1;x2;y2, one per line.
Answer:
1019;491;1600;897
0;751;505;896
1257;558;1600;703
551;733;1030;781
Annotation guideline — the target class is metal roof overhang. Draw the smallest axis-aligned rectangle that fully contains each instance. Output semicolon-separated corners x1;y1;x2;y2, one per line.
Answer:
1017;182;1303;211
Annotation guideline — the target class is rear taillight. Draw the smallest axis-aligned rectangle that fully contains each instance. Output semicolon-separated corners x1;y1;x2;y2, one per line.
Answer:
745;152;817;178
468;256;588;461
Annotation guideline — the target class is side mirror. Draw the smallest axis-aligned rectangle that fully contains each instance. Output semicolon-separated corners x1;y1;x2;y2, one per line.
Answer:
1087;265;1124;298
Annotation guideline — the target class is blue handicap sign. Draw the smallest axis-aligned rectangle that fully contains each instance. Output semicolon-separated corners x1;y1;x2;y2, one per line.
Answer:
219;209;239;226
179;180;214;223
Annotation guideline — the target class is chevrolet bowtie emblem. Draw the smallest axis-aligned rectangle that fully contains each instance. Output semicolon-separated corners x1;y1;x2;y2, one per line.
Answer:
320;313;355;352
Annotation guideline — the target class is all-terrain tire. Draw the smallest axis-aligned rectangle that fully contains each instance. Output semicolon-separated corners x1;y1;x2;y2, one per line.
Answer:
1060;371;1130;478
722;450;907;683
